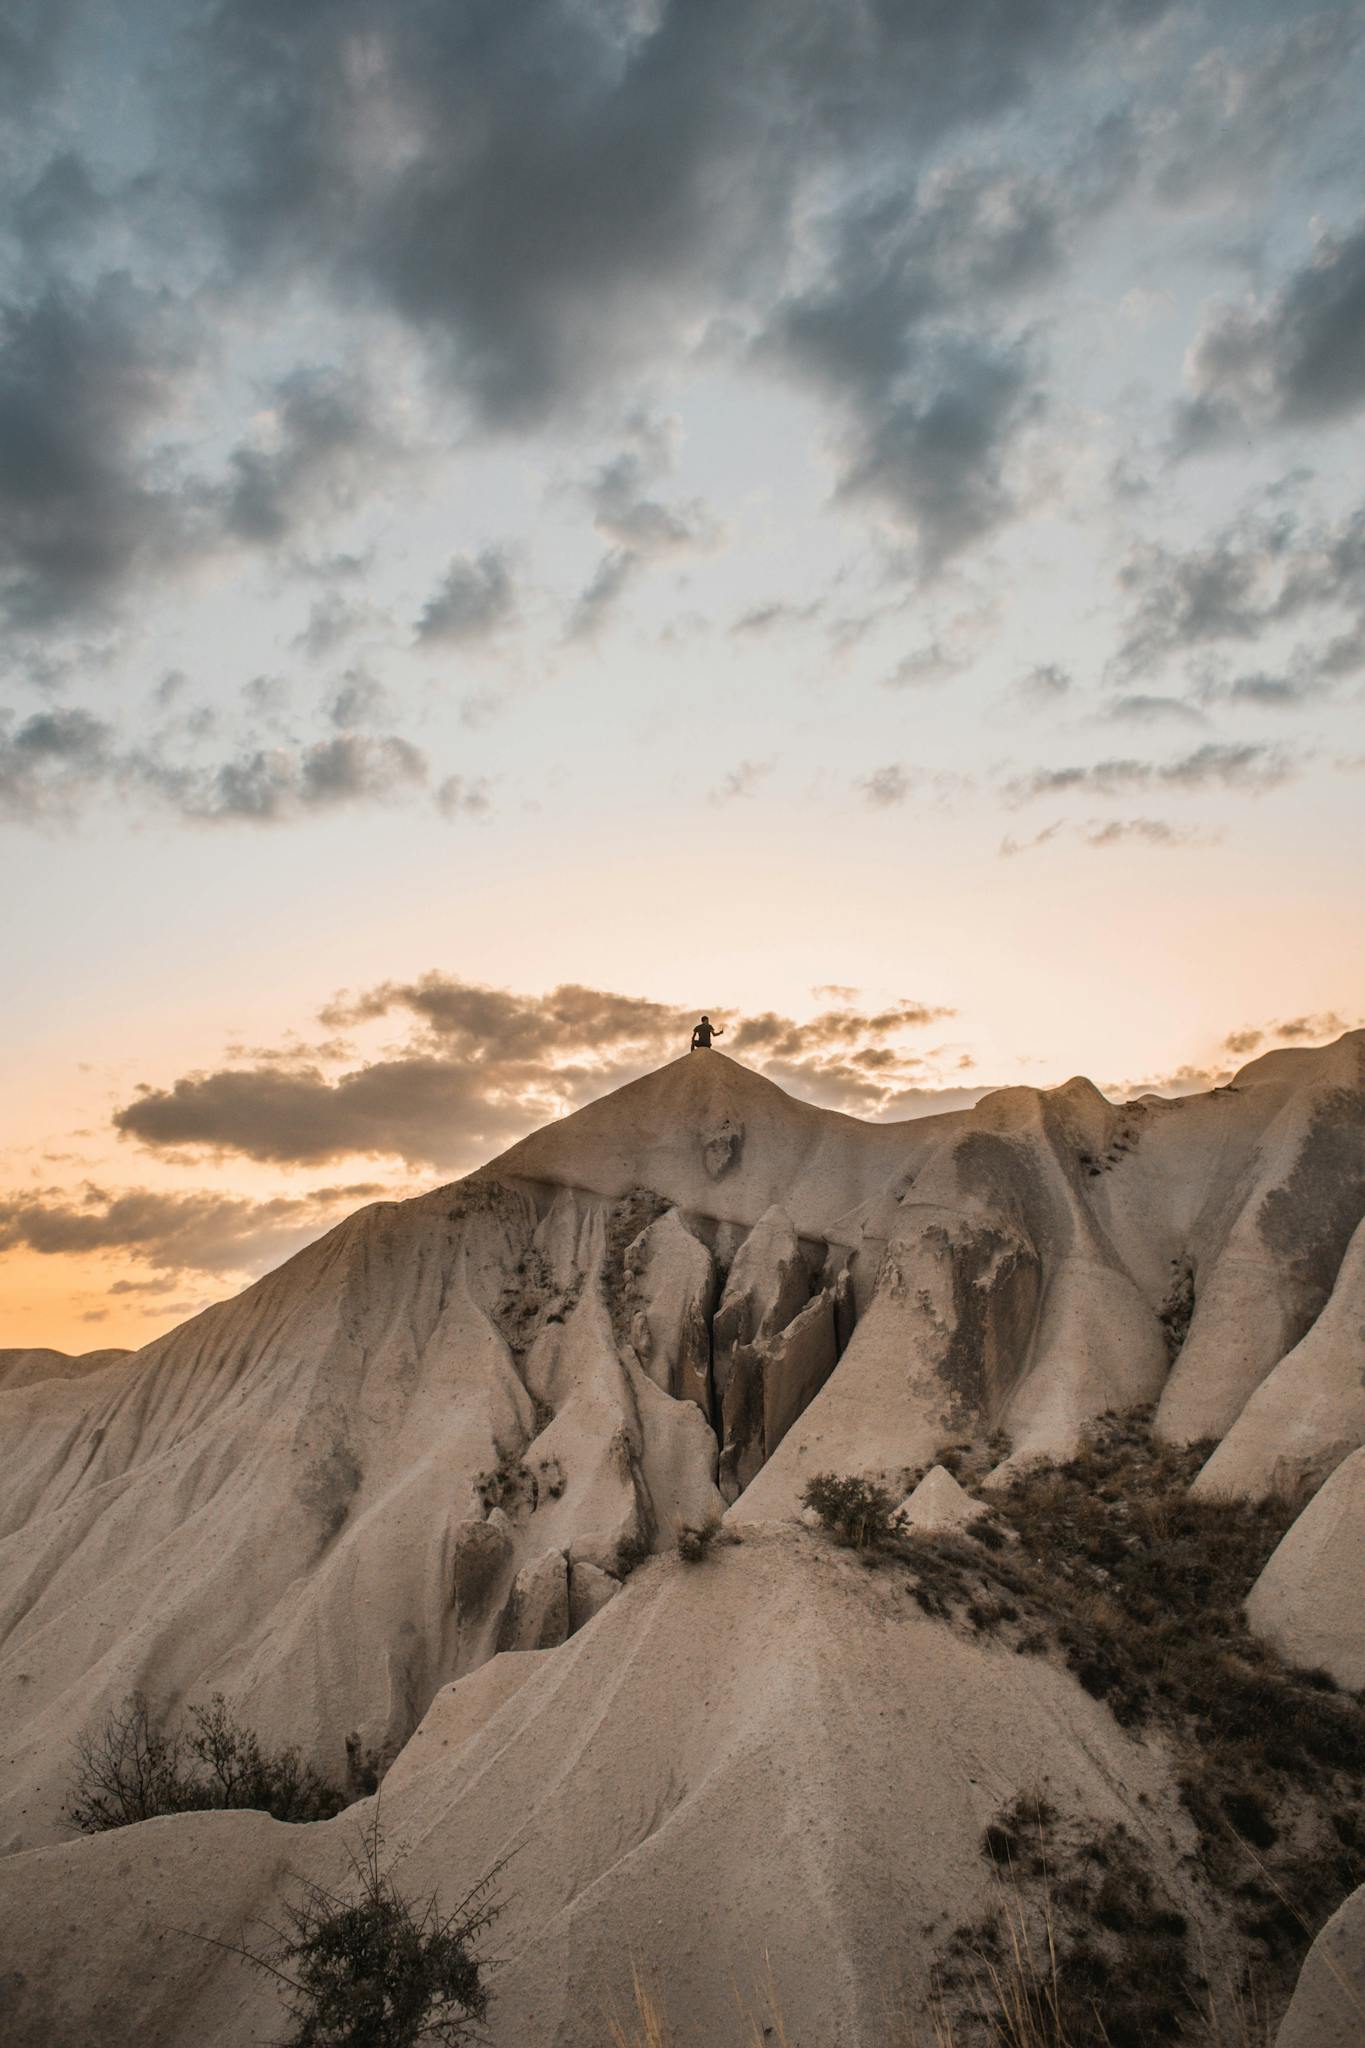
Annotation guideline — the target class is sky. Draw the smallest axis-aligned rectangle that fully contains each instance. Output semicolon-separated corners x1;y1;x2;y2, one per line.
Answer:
2;0;1364;1351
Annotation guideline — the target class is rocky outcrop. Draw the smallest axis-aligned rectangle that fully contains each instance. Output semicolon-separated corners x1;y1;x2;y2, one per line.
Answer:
1195;1213;1365;1500
898;1464;986;1534
497;1549;569;1652
1246;1447;1365;1687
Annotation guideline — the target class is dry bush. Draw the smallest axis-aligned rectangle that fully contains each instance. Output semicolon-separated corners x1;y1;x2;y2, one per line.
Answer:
674;1512;724;1563
67;1691;346;1833
803;1472;907;1548
216;1812;499;2048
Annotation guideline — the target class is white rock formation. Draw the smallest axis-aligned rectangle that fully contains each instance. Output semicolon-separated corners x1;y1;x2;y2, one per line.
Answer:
1195;1212;1365;1500
898;1464;986;1534
2;1035;1365;2045
1246;1447;1365;1687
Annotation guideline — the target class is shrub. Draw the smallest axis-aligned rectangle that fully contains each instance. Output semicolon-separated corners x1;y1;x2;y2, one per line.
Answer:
802;1473;906;1549
229;1813;499;2048
67;1692;346;1833
674;1513;723;1564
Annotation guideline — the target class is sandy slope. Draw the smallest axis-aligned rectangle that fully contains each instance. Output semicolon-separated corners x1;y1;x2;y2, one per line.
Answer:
2;1038;1364;2044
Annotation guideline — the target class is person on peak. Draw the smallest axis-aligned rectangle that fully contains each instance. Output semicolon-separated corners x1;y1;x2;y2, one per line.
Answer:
691;1015;724;1050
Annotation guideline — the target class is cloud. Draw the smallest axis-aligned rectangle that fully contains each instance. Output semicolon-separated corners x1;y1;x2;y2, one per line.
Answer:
0;705;465;827
165;0;1136;434
730;600;823;636
857;764;912;809
565;412;717;637
223;366;391;544
567;548;639;641
293;590;375;659
114;1059;537;1170
1220;1014;1355;1058
1149;13;1362;213
1001;813;1216;853
1272;1011;1351;1042
1177;214;1365;444
0;273;202;629
324;668;390;729
1017;663;1072;702
1103;693;1206;725
1079;816;1206;848
1004;740;1293;805
414;546;517;645
707;758;773;806
0;1181;388;1283
1112;493;1365;682
883;642;971;689
1222;1029;1263;1056
113;973;961;1169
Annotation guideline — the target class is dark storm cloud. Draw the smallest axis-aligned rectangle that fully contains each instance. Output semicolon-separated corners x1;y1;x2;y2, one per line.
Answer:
0;0;79;117
834;340;1037;566
0;273;399;636
1004;740;1293;804
0;0;1185;643
0;1180;386;1281
172;0;1141;428
0;274;201;629
1177;216;1365;446
414;547;518;645
113;973;963;1168
762;158;1064;568
14;151;107;256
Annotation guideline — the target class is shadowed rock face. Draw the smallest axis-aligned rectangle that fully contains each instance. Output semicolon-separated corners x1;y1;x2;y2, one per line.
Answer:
2;1037;1364;1868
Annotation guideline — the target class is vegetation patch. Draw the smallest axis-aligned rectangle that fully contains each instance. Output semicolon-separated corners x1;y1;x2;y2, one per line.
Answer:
674;1512;725;1563
937;1794;1196;2048
218;1813;500;2048
806;1410;1365;2027
802;1472;907;1549
67;1692;348;1833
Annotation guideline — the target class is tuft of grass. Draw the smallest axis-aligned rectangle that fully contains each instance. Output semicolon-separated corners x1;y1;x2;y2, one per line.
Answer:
605;1964;674;2048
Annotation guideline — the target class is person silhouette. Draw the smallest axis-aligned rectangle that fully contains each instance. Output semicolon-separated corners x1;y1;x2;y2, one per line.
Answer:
690;1015;724;1050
